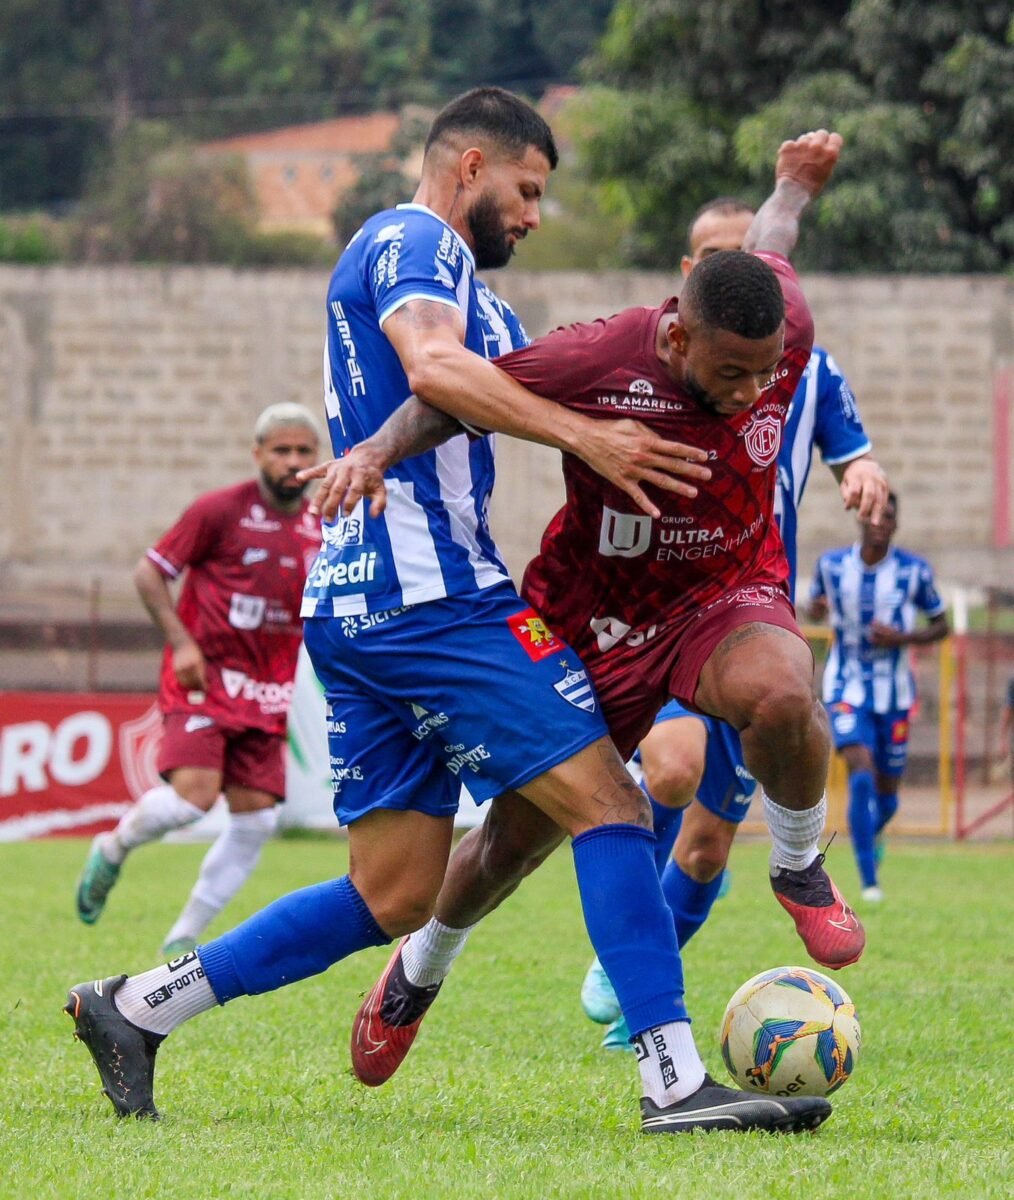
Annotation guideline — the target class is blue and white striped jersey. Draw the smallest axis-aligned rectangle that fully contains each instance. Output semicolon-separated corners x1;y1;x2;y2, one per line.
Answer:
810;544;946;712
301;204;529;619
775;347;871;593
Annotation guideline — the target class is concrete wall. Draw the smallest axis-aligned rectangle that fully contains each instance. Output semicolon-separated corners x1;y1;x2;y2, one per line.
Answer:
1;264;1011;611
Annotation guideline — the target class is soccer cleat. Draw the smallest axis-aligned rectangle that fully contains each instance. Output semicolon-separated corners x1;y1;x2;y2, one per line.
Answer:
861;885;884;903
75;837;121;925
64;975;164;1119
873;836;886;867
580;957;621;1025
161;936;198;959
601;1016;633;1052
717;869;733;900
640;1075;832;1134
350;938;442;1087
771;851;866;970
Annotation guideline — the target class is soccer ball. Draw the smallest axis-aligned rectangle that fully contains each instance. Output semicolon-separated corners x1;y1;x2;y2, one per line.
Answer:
719;966;861;1097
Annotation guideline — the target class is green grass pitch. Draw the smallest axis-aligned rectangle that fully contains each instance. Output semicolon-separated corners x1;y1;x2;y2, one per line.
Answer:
2;834;1011;1199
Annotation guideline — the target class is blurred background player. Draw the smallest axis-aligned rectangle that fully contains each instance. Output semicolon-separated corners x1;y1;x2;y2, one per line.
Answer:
582;196;888;1047
74;403;322;955
809;492;948;900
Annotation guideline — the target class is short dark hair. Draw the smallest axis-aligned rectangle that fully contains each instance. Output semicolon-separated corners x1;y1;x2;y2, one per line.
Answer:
687;197;755;251
681;250;784;339
425;87;558;169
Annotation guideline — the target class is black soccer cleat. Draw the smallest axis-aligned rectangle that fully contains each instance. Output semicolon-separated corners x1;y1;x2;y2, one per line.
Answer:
64;975;164;1119
640;1074;832;1134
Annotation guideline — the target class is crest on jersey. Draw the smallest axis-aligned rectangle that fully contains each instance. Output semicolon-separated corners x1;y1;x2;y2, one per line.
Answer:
743;415;781;467
732;586;776;607
507;607;562;661
553;666;596;712
599;506;652;558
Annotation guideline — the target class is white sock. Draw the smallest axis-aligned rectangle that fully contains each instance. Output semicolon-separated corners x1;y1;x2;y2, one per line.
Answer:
162;807;278;945
765;792;826;874
101;784;206;863
401;918;475;987
114;951;218;1036
633;1021;707;1105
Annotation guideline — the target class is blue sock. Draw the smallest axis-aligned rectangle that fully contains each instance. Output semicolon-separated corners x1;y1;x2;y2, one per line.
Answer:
572;823;688;1036
874;791;899;835
847;770;878;888
198;876;390;1003
660;859;725;948
648;794;684;875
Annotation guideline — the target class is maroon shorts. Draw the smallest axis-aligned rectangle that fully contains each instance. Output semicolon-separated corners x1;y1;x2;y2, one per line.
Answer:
157;713;286;799
584;585;808;760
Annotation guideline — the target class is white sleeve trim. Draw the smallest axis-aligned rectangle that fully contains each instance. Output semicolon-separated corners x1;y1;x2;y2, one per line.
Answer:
378;291;462;329
822;440;873;466
146;548;180;578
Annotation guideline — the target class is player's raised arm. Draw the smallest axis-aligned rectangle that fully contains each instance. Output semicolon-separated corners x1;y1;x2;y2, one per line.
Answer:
381;297;712;519
742;130;843;260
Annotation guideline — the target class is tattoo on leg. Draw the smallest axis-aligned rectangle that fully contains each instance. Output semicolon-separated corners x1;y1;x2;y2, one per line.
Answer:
588;745;652;829
711;621;796;666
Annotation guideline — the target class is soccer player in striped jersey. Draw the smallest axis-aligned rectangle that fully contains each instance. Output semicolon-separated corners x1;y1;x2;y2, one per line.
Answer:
809;493;948;899
65;88;829;1136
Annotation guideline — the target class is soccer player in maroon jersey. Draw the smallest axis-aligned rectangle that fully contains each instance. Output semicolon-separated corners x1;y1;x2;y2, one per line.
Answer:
303;131;865;1086
75;403;322;955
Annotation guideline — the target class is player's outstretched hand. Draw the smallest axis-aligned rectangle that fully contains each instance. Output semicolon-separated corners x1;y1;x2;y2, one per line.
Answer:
775;130;843;200
839;457;889;523
578;418;711;518
298;449;389;522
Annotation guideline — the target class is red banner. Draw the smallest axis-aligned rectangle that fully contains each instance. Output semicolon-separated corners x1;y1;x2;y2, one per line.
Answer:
0;693;162;840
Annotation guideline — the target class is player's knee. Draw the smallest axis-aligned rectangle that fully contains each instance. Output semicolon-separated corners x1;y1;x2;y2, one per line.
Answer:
643;753;703;809
367;886;438;939
748;682;822;750
675;831;730;882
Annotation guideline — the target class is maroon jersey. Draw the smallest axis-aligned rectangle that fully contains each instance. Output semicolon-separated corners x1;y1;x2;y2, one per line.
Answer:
147;480;321;735
506;253;813;667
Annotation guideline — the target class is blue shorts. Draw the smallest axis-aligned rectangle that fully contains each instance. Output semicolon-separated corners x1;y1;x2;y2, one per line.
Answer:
650;700;757;824
826;702;910;778
303;582;607;826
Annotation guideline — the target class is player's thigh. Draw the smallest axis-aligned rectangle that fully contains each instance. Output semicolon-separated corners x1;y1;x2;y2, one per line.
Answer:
222;727;285;809
519;734;650;836
158;713;226;809
695;621;814;726
639;706;708;807
873;711;910;779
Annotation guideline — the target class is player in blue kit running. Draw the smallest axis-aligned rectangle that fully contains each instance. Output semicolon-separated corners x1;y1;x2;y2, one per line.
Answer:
809;493;948;900
64;88;829;1136
581;197;888;1047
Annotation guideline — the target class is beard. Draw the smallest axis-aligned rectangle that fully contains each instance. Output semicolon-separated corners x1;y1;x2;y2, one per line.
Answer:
262;472;307;506
468;191;524;270
682;368;719;412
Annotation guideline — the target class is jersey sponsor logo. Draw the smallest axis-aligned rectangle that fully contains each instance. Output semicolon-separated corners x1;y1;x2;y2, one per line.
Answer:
589;615;659;653
553;666;596;712
183;715;215;734
408;703;450;742
595;394;682;413
433;259;455;290
240;505;282;533
220;669;294;714
444;740;492;776
743;414;782;467
229;593;267;630
306;549;382;594
242;547;270;566
374;222;405;244
374;223;405;288
322;516;363;548
436;226;462;269
599;506;652;558
339;605;411;639
629;378;654;396
760;366;790;392
506;607;562;661
330;301;367;399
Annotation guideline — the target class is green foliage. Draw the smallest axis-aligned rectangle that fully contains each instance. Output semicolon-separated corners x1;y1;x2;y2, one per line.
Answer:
579;0;1013;271
0;214;64;263
4;837;1012;1198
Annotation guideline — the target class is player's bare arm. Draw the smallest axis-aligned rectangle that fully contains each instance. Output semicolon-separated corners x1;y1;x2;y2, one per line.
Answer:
300;396;458;521
832;454;890;523
383;298;713;519
870;612;949;649
742;130;843;260
133;556;208;691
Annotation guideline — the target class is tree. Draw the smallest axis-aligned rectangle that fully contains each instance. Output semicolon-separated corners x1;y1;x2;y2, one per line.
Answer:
578;0;1013;270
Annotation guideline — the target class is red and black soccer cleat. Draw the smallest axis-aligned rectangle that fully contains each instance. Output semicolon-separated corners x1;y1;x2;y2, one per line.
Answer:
771;852;866;969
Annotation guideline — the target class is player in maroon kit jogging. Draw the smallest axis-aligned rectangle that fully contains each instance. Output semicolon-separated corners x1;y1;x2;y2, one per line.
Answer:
75;403;322;956
301;130;865;1086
